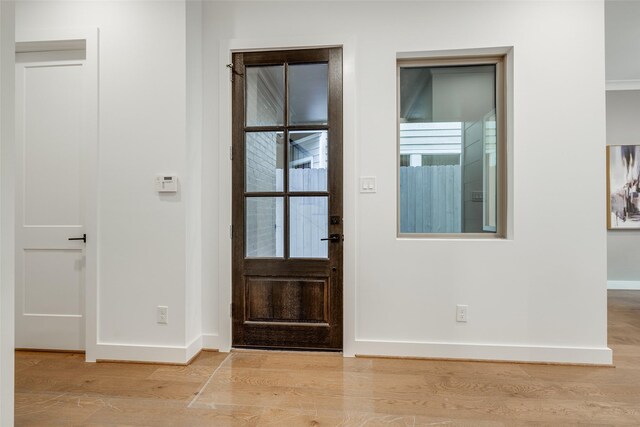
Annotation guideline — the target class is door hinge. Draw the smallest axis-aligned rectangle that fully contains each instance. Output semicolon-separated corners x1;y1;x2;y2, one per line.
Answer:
227;63;243;82
226;63;234;82
229;224;233;239
229;146;233;161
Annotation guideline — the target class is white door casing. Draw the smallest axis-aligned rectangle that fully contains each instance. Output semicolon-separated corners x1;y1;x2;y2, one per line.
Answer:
15;42;94;351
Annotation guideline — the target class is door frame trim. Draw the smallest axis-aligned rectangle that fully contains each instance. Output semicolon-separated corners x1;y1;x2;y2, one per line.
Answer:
14;28;99;361
214;35;357;355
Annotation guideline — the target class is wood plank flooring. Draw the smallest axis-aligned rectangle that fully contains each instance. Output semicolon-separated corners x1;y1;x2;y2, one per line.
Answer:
14;290;640;426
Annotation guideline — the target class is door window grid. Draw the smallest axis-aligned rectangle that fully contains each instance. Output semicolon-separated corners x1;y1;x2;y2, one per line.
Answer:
244;62;330;259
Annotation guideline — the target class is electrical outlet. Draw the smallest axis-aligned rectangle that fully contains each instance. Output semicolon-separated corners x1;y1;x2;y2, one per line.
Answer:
157;306;168;324
456;305;468;322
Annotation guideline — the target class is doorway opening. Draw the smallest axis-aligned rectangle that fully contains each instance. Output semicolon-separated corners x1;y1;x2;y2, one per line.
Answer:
14;35;97;355
231;48;343;350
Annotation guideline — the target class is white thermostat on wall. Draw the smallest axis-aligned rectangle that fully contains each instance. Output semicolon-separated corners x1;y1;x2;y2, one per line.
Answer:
156;175;178;193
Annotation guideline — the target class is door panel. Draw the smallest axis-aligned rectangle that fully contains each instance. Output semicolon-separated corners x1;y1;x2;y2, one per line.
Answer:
15;53;86;351
23;64;82;226
23;249;83;316
232;48;343;350
245;278;328;323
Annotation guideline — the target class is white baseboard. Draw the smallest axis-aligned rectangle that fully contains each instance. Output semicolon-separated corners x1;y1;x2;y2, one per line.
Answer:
606;79;640;91
608;280;640;290
92;335;226;364
93;336;612;366
94;342;197;364
352;339;613;365
201;333;228;351
186;335;203;362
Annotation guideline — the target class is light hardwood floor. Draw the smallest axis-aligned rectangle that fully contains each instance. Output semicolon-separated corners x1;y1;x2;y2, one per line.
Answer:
14;290;640;426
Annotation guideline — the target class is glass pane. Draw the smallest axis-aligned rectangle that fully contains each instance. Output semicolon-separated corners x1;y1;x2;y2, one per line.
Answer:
245;132;284;192
288;63;328;125
289;197;328;259
483;112;497;232
399;64;497;234
246;197;284;258
288;130;328;192
246;66;284;127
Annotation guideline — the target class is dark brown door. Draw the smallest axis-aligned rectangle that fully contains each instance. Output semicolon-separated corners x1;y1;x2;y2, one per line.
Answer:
232;48;343;350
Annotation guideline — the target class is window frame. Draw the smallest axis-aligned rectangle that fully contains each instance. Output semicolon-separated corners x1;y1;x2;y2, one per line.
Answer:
396;55;507;239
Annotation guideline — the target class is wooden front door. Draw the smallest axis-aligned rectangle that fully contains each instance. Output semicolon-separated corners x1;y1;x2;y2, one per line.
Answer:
232;48;343;350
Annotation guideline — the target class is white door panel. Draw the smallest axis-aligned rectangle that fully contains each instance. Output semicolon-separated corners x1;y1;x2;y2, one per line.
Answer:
16;53;86;351
24;64;82;226
23;249;83;316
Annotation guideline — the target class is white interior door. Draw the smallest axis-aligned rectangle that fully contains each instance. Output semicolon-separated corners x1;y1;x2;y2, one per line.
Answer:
15;49;87;351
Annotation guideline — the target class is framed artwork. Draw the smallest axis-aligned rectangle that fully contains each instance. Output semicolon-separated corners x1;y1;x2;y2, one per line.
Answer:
607;145;640;229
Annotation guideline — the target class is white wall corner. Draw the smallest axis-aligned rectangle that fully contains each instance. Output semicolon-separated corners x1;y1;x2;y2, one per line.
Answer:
608;280;640;290
186;335;203;361
185;0;204;353
201;333;227;352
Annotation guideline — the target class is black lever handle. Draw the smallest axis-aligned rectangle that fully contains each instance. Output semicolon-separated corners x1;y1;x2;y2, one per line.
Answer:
68;234;86;243
321;234;342;242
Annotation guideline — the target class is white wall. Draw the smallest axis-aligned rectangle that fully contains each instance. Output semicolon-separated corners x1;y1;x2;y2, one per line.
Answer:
606;90;640;286
605;1;640;288
14;0;611;365
0;1;15;424
16;0;192;362
203;0;610;364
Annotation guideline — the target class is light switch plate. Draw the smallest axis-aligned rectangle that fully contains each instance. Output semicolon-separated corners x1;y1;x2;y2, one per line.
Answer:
360;176;376;193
